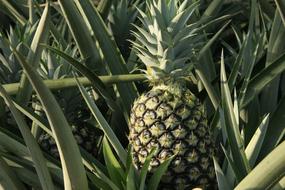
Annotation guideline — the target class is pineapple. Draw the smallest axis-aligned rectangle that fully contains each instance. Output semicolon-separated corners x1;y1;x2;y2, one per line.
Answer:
37;102;101;159
36;90;103;159
39;124;100;159
129;0;217;189
35;50;104;158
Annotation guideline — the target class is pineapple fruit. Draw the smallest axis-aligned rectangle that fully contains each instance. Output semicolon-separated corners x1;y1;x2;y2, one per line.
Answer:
34;49;104;159
128;0;217;189
37;89;103;159
38;121;99;159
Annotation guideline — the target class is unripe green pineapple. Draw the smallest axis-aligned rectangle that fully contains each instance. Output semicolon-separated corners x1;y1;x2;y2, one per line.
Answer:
129;0;217;189
36;89;103;159
38;120;99;159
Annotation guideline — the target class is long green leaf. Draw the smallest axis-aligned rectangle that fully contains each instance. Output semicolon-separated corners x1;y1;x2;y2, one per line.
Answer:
196;20;231;110
148;156;174;190
197;0;226;85
126;160;137;190
44;45;118;111
80;148;107;174
3;157;62;190
260;9;285;114
238;0;261;107
6;164;46;189
198;20;231;60
0;151;63;186
220;128;240;185
12;101;52;136
74;0;138;115
260;0;275;19
0;155;26;190
76;77;127;165
86;172;112;190
222;145;238;176
89;160;120;190
0;0;26;26
228;35;246;90
213;157;231;190
275;0;285;27
259;95;285;160
202;0;224;19
57;0;103;71
97;0;115;20
16;3;50;105
240;51;285;108
235;141;285;189
245;114;269;167
220;50;250;181
197;19;231;107
12;49;88;190
103;137;125;189
0;84;55;190
139;148;157;190
0;131;29;157
195;68;219;109
271;176;285;190
28;0;35;24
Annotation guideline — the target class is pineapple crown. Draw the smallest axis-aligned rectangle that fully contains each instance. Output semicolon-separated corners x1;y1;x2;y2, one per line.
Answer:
132;0;205;85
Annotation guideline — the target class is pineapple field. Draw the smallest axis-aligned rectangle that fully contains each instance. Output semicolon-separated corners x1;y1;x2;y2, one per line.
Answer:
0;0;285;189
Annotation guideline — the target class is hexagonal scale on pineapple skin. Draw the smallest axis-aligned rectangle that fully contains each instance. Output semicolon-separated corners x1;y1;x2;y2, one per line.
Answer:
149;122;166;137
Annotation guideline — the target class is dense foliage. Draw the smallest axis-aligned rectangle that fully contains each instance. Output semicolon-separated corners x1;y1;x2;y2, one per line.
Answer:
0;0;284;189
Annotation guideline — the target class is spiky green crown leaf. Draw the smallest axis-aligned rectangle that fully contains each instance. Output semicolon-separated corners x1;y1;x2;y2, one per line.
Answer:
133;0;204;83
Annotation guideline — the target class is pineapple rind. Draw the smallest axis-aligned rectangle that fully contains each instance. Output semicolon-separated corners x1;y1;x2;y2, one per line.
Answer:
129;84;217;189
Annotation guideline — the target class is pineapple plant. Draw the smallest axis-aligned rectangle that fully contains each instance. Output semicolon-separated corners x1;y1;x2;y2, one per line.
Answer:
36;91;103;159
1;0;285;190
34;49;104;158
0;22;104;159
129;0;217;189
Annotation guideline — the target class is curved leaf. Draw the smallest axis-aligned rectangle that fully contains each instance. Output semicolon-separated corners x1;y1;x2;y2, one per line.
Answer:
76;77;127;165
235;141;285;189
16;3;50;105
12;49;88;190
148;156;174;190
0;84;55;190
103;137;125;189
0;155;26;190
